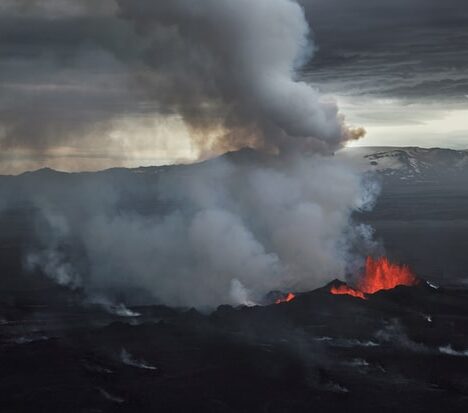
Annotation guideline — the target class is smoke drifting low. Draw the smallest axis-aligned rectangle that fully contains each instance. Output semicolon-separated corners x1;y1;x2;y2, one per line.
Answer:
22;153;378;308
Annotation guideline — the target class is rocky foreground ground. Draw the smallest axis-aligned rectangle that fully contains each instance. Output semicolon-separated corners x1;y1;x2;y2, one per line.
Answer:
2;281;468;412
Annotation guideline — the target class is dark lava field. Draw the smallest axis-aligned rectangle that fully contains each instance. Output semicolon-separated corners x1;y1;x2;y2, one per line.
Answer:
2;281;468;412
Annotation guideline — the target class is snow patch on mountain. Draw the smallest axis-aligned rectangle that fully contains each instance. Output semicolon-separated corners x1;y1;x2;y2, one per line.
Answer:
338;147;468;182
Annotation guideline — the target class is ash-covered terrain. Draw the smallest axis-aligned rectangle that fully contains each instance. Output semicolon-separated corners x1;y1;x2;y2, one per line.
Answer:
1;147;468;412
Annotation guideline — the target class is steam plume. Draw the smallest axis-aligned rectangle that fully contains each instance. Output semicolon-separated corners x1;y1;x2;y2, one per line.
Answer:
14;0;378;309
117;0;364;155
23;154;379;308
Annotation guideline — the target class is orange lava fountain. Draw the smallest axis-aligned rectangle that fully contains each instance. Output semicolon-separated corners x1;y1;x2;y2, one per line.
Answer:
358;256;419;294
330;256;419;299
275;292;296;304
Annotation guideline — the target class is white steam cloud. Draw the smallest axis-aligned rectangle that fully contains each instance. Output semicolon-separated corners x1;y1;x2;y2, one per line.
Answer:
24;154;378;308
26;211;82;290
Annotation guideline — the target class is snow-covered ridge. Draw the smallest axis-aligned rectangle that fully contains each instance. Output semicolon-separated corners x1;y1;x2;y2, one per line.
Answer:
338;146;468;181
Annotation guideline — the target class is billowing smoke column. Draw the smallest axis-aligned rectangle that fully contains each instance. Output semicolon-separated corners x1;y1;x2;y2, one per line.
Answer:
23;0;377;309
25;154;379;308
116;0;364;155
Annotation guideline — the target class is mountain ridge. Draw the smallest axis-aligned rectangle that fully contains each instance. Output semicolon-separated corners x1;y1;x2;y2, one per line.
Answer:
3;146;468;178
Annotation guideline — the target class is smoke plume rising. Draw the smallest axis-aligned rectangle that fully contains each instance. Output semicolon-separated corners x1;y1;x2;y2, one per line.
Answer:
0;0;379;309
116;0;364;155
0;0;365;169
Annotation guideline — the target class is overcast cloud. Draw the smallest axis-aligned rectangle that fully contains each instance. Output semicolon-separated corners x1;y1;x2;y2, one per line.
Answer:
0;0;467;172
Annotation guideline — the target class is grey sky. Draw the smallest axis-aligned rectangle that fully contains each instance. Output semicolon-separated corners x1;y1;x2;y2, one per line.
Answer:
301;0;468;148
0;0;467;173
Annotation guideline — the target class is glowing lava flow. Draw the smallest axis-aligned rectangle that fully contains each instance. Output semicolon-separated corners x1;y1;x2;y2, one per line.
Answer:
330;284;366;300
275;292;295;304
330;256;419;299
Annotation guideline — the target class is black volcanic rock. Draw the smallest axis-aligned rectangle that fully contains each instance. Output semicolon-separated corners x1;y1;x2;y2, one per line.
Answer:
3;281;468;412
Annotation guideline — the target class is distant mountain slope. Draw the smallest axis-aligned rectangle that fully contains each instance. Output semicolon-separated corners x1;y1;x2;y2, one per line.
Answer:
341;147;468;283
338;146;468;220
339;146;468;183
2;146;468;181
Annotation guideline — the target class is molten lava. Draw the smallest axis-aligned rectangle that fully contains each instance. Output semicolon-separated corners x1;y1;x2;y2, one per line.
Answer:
330;284;366;300
275;292;295;304
330;256;419;299
358;256;419;294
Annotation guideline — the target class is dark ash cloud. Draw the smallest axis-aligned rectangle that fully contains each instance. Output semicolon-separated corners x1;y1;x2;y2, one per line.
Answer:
0;0;365;161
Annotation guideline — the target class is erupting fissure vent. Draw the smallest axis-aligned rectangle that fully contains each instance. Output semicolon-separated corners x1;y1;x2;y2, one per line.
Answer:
330;256;419;299
275;292;296;304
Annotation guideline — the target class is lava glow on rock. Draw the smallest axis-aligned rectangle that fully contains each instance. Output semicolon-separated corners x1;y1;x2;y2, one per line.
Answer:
330;256;419;299
275;292;296;304
329;284;367;300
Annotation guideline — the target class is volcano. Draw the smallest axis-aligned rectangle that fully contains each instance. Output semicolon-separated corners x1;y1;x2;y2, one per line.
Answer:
330;256;419;300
